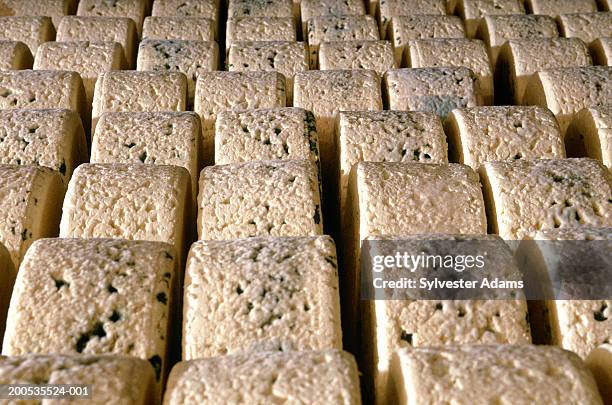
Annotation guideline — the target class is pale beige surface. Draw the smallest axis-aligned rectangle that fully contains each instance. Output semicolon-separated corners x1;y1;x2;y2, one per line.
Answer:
0;16;54;55
558;13;612;45
183;236;342;359
164;350;361;405
301;0;365;35
197;159;323;240
57;16;138;67
523;66;612;134
77;0;146;36
2;238;176;389
384;67;482;118
0;165;64;270
226;17;296;50
59;164;191;261
477;14;559;67
406;38;494;105
319;40;395;76
215;107;319;166
0;0;74;29
525;0;597;18
591;37;612;66
446;106;566;169
378;0;447;39
586;344;612;405
567;106;612;167
143;16;216;41
388;15;465;66
0;242;14;350
152;0;218;21
0;41;31;70
0;109;86;184
228;0;294;19
390;345;603;405
34;41;126;106
456;0;525;38
481;158;612;240
0;355;156;405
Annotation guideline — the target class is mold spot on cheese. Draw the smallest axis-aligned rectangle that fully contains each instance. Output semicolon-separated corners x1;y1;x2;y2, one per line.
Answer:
148;355;162;380
53;277;69;290
156;292;167;305
400;330;413;345
594;303;609;322
75;321;107;353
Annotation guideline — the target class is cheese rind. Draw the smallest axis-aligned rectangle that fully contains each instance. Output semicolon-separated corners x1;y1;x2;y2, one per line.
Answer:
590;38;612;66
446;106;566;170
0;0;74;29
183;236;342;359
523;66;612;134
77;0;146;36
0;242;15;349
390;345;604;405
384;67;482;118
226;17;296;50
300;0;365;36
215;107;319;166
228;0;294;19
318;41;395;76
152;0;218;21
0;108;86;184
143;17;216;41
525;0;598;18
586;344;612;404
455;0;525;38
0;355;156;405
566;107;612;167
558;13;612;46
480;158;612;240
0;16;54;55
0;41;32;70
164;350;361;405
198;159;322;240
378;0;447;39
59;163;191;261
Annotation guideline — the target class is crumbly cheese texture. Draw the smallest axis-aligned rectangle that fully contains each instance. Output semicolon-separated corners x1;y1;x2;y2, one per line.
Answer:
164;351;361;405
142;17;216;41
2;238;176;387
226;17;296;50
446;106;565;170
586;344;612;403
77;0;146;36
481;158;612;239
388;15;465;66
0;355;156;405
590;37;612;66
300;0;365;30
391;345;604;405
137;39;219;104
227;41;307;103
456;0;525;38
0;0;74;29
0;243;15;347
558;13;612;45
215;107;319;166
525;0;597;18
228;0;294;19
523;66;612;134
60;163;190;259
384;67;481;118
0;165;64;271
406;38;494;105
92;71;187;130
319;41;395;76
497;38;592;104
56;16;138;67
152;0;219;21
0;16;54;55
477;14;559;66
0;41;31;70
34;41;126;106
194;71;286;163
198;160;322;240
378;0;446;39
0;109;86;184
183;236;342;359
567;106;612;167
91;111;200;200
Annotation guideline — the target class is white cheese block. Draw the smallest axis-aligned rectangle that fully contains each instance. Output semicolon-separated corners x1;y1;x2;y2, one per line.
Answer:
300;0;365;37
226;17;296;50
194;71;286;165
378;0;447;40
77;0;146;36
0;354;156;405
91;111;201;205
92;71;187;131
0;16;54;55
558;13;612;45
227;41;307;104
388;15;465;66
384;67;482;118
0;242;15;352
59;163;191;262
476;14;559;68
591;37;612;66
0;109;86;184
56;16;138;67
197;159;323;240
137;39;218;106
183;236;342;359
2;238;177;389
0;165;64;270
523;66;612;134
0;0;75;29
215;107;319;167
0;41;32;70
164;350;361;405
34;41;126;107
525;0;598;18
319;40;395;76
152;0;218;21
456;0;525;38
405;38;494;105
228;0;294;19
142;16;216;41
390;345;604;405
566;106;612;167
586;344;612;405
446;106;566;170
480;158;612;240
